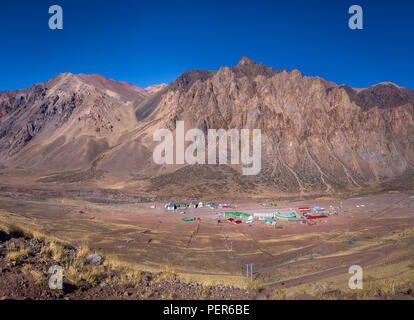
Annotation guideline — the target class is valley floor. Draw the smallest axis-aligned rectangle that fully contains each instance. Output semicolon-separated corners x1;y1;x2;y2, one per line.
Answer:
0;188;414;300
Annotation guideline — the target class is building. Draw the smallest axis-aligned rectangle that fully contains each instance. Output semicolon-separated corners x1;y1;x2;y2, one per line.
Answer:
205;202;214;209
189;201;198;209
179;202;187;210
253;212;274;220
198;202;204;208
275;211;296;219
225;212;252;220
167;204;176;211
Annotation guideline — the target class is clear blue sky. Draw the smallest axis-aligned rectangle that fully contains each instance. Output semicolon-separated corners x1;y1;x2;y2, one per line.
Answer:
0;0;413;91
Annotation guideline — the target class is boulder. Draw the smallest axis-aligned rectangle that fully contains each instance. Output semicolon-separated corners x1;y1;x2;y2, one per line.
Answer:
86;253;103;265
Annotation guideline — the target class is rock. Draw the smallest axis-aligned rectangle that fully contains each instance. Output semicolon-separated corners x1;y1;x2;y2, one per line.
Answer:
86;254;103;265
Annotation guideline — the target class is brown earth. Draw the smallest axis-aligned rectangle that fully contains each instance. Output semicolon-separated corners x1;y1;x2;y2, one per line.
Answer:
0;230;256;300
1;190;414;300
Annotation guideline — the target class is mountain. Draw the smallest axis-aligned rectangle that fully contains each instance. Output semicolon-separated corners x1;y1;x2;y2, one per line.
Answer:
144;84;168;95
0;58;413;198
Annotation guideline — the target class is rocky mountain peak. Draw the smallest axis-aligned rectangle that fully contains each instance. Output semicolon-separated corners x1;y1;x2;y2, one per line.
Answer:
169;69;217;92
231;56;279;79
237;56;255;66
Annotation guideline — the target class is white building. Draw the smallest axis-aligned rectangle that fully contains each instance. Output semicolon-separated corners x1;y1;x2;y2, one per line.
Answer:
253;212;274;220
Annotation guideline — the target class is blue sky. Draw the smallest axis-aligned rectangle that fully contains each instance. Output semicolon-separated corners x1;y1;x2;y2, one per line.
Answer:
0;0;413;90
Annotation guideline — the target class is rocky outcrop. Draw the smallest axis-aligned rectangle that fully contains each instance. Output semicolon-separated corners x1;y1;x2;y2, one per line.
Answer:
140;57;414;193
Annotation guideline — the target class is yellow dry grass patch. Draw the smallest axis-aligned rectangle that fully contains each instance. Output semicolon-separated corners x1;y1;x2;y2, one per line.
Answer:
6;244;29;262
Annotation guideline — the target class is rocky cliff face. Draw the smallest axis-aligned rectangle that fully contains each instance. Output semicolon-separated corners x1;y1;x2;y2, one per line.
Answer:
0;58;413;195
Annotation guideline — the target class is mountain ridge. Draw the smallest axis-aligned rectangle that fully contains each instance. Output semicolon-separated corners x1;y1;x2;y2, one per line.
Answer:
0;57;413;197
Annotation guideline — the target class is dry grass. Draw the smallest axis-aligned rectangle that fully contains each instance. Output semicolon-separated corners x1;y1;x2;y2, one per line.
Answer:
108;271;144;289
30;270;45;286
0;217;70;247
271;288;287;300
21;263;33;274
161;291;177;300
350;278;400;300
76;244;90;261
6;243;29;262
0;222;108;286
41;241;64;262
61;257;107;285
246;279;265;292
156;265;178;282
197;286;211;298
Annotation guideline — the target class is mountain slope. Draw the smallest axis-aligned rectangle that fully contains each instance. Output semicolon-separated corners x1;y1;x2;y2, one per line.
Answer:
136;57;414;194
0;58;413;197
0;73;148;170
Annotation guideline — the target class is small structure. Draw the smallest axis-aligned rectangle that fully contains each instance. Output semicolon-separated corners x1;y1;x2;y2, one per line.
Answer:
189;201;198;209
198;202;204;208
253;212;274;220
180;217;196;222
225;212;252;221
218;204;232;209
179;202;187;210
224;212;239;219
288;217;303;222
205;202;215;209
306;215;328;220
240;212;252;220
167;203;176;211
298;207;311;214
265;218;276;226
275;212;296;219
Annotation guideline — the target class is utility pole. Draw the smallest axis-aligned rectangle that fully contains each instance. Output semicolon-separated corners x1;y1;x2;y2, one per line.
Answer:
245;264;253;280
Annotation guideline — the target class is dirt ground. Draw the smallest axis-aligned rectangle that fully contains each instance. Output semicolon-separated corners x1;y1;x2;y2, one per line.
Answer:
0;231;256;300
1;186;414;300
